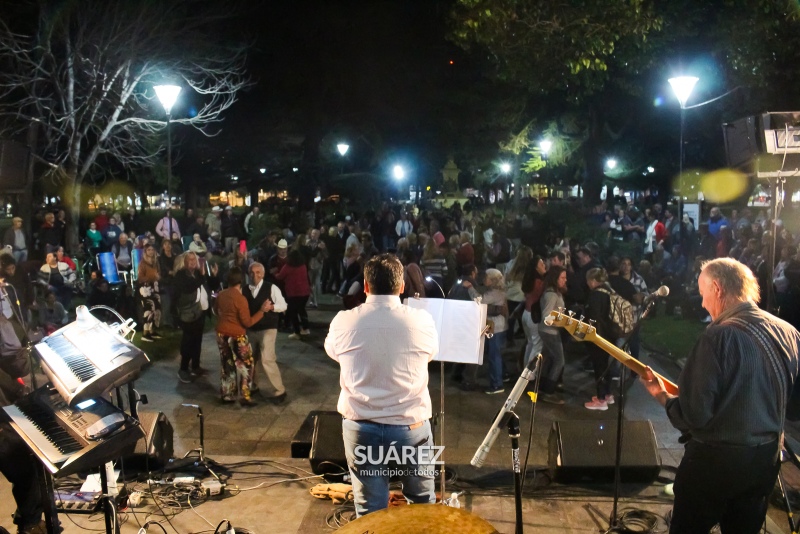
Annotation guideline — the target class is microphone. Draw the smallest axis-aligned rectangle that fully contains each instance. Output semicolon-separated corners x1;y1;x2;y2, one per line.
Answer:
471;354;542;467
645;285;670;300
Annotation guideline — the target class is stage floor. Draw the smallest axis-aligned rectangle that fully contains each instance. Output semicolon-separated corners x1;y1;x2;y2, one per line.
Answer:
0;298;794;532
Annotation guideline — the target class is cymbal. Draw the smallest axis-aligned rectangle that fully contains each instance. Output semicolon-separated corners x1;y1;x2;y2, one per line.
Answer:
336;504;499;534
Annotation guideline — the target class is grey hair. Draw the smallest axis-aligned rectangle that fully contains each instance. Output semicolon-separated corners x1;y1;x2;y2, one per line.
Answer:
484;268;505;290
701;257;760;304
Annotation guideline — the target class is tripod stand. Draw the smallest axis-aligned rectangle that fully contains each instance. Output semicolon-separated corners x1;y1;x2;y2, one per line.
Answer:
161;404;222;481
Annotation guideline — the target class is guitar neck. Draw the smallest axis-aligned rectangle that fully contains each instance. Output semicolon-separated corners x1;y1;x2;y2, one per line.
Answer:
591;334;679;396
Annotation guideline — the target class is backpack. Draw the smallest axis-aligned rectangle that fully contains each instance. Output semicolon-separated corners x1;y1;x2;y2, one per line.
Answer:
597;287;635;338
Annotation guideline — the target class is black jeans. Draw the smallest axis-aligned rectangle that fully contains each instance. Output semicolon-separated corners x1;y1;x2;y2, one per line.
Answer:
286;296;309;334
0;422;43;527
179;314;206;371
588;345;611;399
670;439;780;533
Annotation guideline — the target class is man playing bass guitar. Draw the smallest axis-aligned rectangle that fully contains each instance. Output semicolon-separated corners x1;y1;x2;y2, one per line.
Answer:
641;258;800;533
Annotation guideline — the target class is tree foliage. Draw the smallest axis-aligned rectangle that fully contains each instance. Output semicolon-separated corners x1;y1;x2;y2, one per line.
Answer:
449;0;662;102
449;0;800;203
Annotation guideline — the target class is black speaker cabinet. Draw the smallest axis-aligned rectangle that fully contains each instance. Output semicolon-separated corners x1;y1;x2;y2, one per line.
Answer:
122;411;174;471
548;420;661;483
309;412;347;479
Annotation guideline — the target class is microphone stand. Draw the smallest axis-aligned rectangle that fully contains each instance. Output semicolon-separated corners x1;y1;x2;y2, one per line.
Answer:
472;354;542;534
607;296;658;530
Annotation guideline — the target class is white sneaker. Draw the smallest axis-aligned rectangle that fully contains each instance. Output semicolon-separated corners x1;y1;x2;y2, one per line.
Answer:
300;329;311;336
584;396;608;411
288;333;300;340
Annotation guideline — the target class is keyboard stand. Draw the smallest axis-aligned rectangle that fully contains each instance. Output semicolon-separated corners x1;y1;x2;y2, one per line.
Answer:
38;461;59;534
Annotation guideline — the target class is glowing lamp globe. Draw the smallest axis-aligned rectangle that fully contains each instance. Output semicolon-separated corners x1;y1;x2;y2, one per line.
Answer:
154;84;182;115
668;76;699;108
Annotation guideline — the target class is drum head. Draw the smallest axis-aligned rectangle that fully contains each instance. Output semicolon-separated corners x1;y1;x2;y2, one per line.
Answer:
336;504;498;534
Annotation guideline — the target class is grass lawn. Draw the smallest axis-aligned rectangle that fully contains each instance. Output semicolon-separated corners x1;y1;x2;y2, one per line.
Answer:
131;321;184;361
640;313;707;364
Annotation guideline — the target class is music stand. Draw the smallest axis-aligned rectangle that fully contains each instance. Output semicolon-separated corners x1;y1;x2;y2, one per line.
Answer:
406;295;487;503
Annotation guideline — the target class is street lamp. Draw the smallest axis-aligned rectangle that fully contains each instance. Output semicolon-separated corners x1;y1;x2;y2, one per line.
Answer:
499;162;511;174
154;84;182;208
337;143;350;156
259;168;266;174
539;139;553;156
606;158;618;170
393;165;405;180
669;76;699;240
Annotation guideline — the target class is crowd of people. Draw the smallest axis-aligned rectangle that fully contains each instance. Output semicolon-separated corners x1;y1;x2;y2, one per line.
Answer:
1;196;796;412
0;192;798;531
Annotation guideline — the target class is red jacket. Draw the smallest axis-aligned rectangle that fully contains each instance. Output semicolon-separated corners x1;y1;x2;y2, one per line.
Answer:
654;221;666;245
275;263;310;298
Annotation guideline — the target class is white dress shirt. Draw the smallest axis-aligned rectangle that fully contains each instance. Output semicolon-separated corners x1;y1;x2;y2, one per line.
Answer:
249;280;288;313
325;294;439;425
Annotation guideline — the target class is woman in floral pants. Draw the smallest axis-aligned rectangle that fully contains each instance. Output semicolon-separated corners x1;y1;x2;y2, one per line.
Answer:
213;267;273;406
136;243;162;342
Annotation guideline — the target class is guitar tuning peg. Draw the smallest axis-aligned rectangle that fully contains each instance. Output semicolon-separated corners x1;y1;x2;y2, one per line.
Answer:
579;315;585;323
567;310;575;318
557;307;564;314
588;319;596;327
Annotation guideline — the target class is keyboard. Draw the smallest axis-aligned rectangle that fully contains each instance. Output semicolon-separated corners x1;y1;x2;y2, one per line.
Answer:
35;308;150;406
2;386;144;478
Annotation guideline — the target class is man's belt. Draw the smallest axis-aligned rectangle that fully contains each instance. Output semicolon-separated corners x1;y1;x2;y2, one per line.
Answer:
351;419;424;429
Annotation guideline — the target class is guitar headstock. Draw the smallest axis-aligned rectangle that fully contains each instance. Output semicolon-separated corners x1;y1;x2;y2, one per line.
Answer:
544;308;598;342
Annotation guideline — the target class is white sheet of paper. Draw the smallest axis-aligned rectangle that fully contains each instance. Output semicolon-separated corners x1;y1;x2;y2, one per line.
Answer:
406;298;486;364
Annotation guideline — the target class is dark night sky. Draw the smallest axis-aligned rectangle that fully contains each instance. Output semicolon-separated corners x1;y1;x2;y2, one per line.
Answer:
181;0;466;185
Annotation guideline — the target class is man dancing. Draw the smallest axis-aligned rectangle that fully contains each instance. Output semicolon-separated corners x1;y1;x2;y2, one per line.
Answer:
641;258;800;533
325;254;439;516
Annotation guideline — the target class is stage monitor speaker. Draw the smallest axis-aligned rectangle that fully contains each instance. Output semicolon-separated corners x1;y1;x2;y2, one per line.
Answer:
309;411;347;479
122;411;174;472
292;410;337;459
548;420;661;483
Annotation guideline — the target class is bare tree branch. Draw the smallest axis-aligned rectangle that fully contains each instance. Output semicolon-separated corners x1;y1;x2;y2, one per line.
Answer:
0;0;251;249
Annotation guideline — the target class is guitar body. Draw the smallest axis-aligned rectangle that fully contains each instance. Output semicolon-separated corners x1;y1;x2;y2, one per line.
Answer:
544;310;679;396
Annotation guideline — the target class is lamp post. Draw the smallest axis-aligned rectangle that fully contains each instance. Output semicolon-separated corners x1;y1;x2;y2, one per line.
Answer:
336;143;349;177
668;76;699;241
392;165;405;201
155;84;182;208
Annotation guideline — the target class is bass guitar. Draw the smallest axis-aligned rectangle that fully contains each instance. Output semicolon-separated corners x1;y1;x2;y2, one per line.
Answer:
544;308;679;396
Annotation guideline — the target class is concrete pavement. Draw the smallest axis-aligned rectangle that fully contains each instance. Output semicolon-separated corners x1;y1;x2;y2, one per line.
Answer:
0;295;792;533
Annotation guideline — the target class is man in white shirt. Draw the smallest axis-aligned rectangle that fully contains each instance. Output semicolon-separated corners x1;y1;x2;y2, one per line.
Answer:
325;254;439;516
395;212;412;239
244;262;288;403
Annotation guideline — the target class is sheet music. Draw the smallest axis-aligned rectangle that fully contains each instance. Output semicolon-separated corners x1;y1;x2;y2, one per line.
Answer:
406;298;486;364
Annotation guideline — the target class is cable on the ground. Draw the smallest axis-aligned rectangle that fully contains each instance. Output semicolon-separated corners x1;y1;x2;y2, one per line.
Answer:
603;507;665;533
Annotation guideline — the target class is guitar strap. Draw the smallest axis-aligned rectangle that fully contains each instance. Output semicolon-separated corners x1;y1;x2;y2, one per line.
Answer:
725;317;790;458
